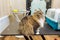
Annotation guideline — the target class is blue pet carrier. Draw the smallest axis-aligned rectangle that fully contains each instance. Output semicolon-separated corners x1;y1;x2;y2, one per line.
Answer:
46;9;60;30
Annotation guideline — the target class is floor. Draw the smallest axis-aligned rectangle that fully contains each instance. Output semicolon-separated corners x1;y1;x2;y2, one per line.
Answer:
1;14;60;35
0;35;60;40
0;36;26;40
0;37;3;40
39;22;60;35
44;35;60;40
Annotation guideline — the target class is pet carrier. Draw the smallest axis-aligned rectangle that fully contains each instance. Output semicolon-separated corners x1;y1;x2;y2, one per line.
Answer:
46;8;60;30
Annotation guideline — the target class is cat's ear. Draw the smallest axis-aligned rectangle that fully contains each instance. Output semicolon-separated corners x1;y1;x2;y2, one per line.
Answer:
38;9;42;12
37;8;43;12
38;9;43;14
34;9;39;14
35;9;37;11
35;8;41;11
34;9;37;13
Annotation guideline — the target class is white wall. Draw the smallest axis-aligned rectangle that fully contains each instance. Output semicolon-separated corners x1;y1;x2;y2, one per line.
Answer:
51;0;60;8
0;0;10;33
10;0;26;11
0;0;26;18
0;0;10;18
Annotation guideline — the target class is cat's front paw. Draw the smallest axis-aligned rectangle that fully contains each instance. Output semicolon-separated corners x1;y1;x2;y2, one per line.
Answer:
36;32;40;34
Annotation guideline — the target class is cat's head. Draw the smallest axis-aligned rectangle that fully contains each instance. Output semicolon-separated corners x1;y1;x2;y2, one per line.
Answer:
33;9;44;19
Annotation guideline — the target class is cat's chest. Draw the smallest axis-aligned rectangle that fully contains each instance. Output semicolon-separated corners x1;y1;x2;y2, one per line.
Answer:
38;18;44;27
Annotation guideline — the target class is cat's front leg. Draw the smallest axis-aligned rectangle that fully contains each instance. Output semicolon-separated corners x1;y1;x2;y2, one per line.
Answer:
36;27;40;34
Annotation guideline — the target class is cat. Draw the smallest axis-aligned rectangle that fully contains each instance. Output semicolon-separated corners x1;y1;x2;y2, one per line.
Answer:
18;9;45;35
